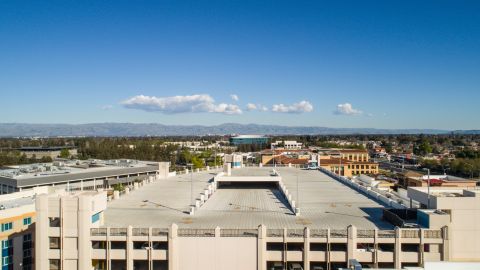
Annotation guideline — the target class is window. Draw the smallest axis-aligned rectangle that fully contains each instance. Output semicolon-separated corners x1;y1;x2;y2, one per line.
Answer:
1;240;12;249
23;234;32;242
2;256;12;266
49;237;60;249
23;249;32;258
49;217;60;227
49;259;60;270
0;222;12;232
91;212;100;223
23;217;32;226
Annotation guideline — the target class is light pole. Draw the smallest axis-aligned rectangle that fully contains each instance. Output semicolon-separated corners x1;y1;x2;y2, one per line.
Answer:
337;150;343;176
296;173;299;209
187;163;193;207
423;168;431;209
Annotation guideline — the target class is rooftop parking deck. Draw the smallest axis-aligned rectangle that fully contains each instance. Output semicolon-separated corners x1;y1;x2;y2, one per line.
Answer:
103;167;393;229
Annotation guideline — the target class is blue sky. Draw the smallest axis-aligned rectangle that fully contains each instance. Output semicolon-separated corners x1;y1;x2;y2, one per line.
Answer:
1;1;479;129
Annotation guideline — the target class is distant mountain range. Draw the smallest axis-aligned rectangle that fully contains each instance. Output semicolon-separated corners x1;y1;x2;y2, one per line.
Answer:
1;123;477;137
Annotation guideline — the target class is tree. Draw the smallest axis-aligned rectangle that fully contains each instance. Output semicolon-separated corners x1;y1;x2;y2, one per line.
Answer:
60;148;70;158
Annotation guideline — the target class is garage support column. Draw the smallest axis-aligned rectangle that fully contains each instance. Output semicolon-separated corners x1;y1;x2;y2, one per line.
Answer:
347;225;357;268
169;223;179;270
304;227;310;270
394;227;402;269
127;226;133;270
257;224;267;270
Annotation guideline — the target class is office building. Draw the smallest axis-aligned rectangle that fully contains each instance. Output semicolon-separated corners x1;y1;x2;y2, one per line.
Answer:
16;146;78;160
229;135;269;146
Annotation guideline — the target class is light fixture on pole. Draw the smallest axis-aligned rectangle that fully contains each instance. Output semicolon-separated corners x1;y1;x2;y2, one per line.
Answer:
187;163;194;207
423;168;431;209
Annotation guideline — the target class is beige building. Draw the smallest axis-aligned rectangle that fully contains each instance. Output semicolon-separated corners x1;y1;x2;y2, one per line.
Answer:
32;167;461;270
1;187;50;270
319;150;379;177
408;186;480;262
17;147;78;160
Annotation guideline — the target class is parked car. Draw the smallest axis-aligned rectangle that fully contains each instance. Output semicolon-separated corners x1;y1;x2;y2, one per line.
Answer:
270;262;285;270
288;263;304;270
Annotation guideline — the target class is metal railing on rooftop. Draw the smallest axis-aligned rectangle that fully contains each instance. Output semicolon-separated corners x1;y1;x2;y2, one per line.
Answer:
220;229;258;237
178;229;215;237
424;230;442;239
330;229;348;238
401;229;420;238
110;228;128;236
132;228;149;236
287;229;304;238
267;229;284;237
152;228;168;236
377;230;396;238
91;228;107;236
357;229;375;238
310;229;328;238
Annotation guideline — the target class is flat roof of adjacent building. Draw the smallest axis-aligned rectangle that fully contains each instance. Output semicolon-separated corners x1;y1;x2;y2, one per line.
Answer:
230;135;268;139
0;159;160;188
103;167;392;229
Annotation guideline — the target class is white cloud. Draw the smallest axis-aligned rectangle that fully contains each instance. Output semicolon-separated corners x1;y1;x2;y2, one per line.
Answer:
272;100;313;113
334;103;363;115
246;103;257;111
230;94;239;101
121;94;242;115
101;105;113;110
246;103;269;112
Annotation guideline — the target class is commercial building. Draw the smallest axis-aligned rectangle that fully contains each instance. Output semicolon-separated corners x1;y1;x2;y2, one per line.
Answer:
34;167;455;270
1;187;49;270
319;150;379;177
0;159;169;194
224;154;243;168
16;146;78;160
405;175;476;188
271;141;303;150
229;135;269;146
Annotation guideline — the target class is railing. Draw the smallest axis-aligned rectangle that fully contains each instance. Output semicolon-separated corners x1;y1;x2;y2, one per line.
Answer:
357;229;375;238
401;229;420;238
330;229;348;238
152;228;168;236
91;227;443;240
424;230;442;239
310;229;328;238
132;228;149;236
378;230;396;238
287;229;304;238
220;229;258;237
178;229;215;237
91;228;107;236
110;228;128;236
267;229;284;237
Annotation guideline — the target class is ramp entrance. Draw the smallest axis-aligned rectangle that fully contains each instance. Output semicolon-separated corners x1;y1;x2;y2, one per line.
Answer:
217;181;278;189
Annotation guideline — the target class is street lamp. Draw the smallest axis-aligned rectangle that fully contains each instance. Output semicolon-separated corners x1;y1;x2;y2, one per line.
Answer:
187;163;194;207
423;168;431;209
